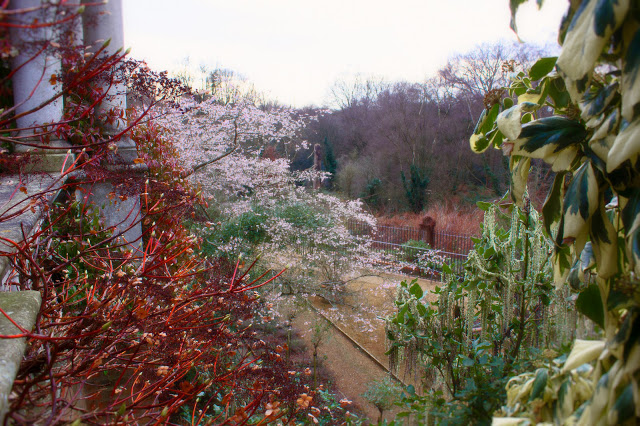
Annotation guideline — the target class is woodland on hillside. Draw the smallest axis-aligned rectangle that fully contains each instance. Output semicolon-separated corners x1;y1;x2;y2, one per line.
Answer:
289;42;554;214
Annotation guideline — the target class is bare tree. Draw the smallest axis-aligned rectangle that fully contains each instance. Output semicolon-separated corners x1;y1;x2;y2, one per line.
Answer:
328;74;388;109
438;41;547;121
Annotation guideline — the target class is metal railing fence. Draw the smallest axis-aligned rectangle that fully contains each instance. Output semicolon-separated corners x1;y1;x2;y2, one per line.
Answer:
346;219;475;275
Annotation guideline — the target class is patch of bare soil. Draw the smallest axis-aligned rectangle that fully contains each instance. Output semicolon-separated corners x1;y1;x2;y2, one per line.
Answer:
316;273;439;366
293;273;440;424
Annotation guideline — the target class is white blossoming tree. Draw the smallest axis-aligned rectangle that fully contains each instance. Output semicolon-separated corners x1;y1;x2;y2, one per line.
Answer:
152;89;377;301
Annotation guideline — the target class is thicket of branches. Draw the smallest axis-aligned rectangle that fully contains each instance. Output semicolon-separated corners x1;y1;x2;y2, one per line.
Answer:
0;3;325;424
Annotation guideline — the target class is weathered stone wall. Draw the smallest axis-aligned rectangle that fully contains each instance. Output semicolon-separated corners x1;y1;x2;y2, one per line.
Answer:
0;291;41;421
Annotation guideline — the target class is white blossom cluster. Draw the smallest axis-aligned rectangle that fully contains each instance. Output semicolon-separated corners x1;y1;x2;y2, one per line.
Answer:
154;90;378;296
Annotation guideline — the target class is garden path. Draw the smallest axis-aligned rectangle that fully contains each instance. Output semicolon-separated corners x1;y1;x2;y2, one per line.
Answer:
292;273;439;424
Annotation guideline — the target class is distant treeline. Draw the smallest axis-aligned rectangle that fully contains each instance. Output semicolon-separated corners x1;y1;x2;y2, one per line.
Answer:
293;41;555;213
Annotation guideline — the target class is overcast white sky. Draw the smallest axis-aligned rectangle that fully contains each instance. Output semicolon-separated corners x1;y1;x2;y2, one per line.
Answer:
122;1;567;107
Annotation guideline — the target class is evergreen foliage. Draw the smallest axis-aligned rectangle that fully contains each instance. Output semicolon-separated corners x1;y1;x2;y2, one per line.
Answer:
385;200;578;425
470;1;640;423
401;164;429;213
323;137;338;188
360;177;382;210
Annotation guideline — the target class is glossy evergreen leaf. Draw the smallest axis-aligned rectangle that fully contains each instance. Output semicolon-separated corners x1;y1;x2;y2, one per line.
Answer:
482;103;500;134
528;368;548;401
579;82;618;121
529;57;557;81
589;197;618;278
562;339;605;372
556;0;629;102
608;383;634;424
460;355;475;367
562;161;598;243
568;242;595;290
553;239;573;288
607;289;633;311
589;109;619;161
608;119;640;172
509;155;530;206
409;281;423;299
470;134;491;154
621;27;640;121
547;76;572;108
477;201;493;211
503;96;514;110
509;117;587;163
489;127;505;149
576;283;604;328
498;104;525;140
542;172;566;235
555;379;574;421
621;189;640;276
518;87;547;106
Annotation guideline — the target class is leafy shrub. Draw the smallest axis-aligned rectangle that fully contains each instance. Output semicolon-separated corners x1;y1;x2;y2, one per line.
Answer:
362;376;403;424
401;164;430;213
470;1;640;423
401;239;432;263
386;200;578;425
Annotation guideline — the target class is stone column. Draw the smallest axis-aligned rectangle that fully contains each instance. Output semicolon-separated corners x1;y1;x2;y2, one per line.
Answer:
81;0;129;138
80;0;143;251
9;0;71;173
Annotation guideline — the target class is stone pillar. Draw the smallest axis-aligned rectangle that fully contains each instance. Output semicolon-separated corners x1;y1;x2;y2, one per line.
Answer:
419;215;436;248
81;0;129;142
9;0;71;173
0;291;41;422
80;0;143;251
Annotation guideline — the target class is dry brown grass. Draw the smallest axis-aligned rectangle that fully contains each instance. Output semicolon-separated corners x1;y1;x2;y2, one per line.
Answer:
377;204;483;236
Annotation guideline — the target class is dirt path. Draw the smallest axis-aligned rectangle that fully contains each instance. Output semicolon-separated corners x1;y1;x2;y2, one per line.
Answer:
293;309;397;423
291;272;440;424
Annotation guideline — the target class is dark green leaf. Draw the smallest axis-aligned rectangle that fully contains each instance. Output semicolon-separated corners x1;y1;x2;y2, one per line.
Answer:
610;383;634;424
563;161;596;221
529;368;549;401
481;104;500;135
409;281;423;299
548;77;571;108
460;355;474;367
622;189;640;275
542;172;566;235
503;97;514;109
580;81;618;119
470;135;491;153
416;303;427;317
472;108;488;135
477;201;493;211
607;289;632;311
594;0;618;37
576;283;604;328
530;57;557;81
442;263;452;275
